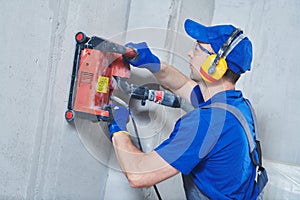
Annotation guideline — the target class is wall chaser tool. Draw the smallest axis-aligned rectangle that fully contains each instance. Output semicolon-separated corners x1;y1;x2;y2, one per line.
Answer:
65;32;182;122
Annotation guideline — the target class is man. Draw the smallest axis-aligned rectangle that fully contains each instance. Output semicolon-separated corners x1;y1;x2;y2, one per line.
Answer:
108;19;259;199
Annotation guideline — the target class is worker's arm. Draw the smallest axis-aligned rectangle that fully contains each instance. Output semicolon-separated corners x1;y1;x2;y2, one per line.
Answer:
112;133;179;188
108;105;179;188
154;61;197;104
125;42;197;103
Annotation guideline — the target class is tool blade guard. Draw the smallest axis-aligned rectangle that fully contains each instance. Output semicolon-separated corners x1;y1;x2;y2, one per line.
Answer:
65;32;133;122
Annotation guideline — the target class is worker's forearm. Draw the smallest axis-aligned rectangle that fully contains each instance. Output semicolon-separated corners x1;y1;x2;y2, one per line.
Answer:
112;133;143;175
154;62;197;103
154;61;188;93
112;133;169;174
112;132;179;188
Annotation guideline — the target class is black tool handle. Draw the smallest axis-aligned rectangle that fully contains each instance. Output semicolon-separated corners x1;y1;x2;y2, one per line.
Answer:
130;85;181;108
148;90;181;108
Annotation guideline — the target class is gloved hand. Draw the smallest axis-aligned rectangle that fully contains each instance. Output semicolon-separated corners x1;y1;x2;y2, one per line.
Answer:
108;105;130;140
125;42;160;73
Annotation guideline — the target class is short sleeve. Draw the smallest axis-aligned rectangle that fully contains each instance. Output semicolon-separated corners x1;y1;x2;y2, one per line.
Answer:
155;110;209;174
190;85;204;108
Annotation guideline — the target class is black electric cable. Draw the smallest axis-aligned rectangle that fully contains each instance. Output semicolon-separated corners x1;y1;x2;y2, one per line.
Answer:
111;92;163;200
129;112;163;200
153;184;163;200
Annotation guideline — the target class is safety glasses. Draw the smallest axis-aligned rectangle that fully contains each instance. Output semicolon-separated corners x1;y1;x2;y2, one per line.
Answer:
194;42;214;55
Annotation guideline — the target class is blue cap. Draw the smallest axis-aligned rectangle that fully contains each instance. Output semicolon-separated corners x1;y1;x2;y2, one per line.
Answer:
184;19;252;74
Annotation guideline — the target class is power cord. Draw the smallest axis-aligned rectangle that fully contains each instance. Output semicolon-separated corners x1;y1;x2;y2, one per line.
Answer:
129;112;162;200
111;95;163;200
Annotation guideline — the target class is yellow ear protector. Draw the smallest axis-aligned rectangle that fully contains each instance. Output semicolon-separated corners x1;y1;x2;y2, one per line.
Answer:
200;29;245;83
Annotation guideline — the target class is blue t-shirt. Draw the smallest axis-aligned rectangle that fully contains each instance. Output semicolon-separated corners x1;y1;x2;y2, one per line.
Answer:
155;86;259;199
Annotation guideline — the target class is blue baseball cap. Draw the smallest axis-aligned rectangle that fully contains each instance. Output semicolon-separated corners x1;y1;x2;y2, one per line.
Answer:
184;19;252;74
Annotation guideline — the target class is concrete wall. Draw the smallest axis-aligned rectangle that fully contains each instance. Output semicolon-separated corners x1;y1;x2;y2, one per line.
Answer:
212;0;300;165
210;1;300;199
1;0;131;199
1;0;300;199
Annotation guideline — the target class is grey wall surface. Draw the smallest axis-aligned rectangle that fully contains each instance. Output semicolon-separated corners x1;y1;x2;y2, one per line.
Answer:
1;0;300;199
212;0;300;165
1;0;131;199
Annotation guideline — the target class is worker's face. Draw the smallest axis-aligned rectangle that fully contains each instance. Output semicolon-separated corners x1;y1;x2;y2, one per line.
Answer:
188;42;214;82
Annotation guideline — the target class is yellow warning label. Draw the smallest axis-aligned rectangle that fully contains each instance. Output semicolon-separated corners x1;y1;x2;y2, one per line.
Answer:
96;76;109;93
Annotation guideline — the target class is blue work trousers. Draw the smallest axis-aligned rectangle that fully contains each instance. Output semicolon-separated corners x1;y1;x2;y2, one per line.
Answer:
182;174;210;200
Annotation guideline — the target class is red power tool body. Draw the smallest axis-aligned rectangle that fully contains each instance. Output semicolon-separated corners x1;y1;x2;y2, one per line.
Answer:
65;32;182;123
65;32;135;122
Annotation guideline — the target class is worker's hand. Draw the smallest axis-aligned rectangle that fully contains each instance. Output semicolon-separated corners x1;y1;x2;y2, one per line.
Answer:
108;105;130;140
125;42;160;73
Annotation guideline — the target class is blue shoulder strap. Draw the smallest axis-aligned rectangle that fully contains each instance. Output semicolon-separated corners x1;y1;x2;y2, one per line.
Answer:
203;101;269;193
202;101;263;168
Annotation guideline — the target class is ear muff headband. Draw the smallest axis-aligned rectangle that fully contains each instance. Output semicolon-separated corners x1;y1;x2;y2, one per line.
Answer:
200;28;245;83
208;29;243;75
